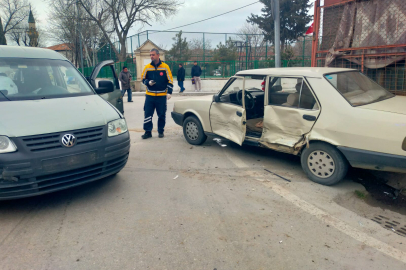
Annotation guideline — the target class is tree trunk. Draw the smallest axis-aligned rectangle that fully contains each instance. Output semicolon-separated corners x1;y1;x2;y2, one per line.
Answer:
0;18;7;45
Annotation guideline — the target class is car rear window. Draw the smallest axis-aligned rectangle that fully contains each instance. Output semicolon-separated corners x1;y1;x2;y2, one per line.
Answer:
324;71;394;106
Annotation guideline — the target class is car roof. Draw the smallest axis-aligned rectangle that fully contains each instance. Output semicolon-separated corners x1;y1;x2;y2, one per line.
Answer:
0;45;68;61
236;67;357;77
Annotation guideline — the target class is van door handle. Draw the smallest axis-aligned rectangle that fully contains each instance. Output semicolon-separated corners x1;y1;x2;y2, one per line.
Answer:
303;115;317;121
236;111;242;117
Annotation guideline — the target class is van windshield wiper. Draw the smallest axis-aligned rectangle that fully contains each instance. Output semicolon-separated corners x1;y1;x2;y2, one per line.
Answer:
0;90;11;101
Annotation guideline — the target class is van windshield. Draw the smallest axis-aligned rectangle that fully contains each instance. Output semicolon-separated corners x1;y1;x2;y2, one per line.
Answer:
324;71;394;106
0;58;94;101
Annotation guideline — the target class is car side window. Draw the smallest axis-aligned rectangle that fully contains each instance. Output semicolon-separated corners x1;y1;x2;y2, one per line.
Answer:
268;77;318;110
219;77;243;103
299;81;318;110
268;77;300;107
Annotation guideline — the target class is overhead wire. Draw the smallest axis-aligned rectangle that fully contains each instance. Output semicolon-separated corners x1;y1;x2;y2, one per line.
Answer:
148;1;261;35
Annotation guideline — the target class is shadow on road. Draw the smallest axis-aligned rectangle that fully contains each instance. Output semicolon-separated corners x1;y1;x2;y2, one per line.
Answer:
0;175;118;212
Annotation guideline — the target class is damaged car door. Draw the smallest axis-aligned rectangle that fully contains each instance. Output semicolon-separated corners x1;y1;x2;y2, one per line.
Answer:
88;60;124;114
210;76;247;145
263;77;320;149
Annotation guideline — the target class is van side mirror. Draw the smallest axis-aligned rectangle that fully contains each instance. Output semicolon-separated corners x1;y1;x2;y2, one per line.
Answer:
95;80;114;94
213;94;220;102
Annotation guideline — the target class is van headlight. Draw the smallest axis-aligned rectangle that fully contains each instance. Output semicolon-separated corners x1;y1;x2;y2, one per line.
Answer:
0;136;17;153
108;119;128;137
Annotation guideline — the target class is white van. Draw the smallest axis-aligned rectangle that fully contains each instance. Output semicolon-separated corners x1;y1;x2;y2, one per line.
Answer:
0;46;130;199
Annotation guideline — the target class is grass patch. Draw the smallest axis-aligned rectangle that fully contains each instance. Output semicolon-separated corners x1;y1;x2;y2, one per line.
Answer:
354;190;367;200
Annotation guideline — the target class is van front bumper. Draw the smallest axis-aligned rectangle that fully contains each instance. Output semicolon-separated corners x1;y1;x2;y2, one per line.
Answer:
0;128;130;200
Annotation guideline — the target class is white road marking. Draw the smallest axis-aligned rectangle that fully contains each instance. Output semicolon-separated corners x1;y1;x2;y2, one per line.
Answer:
262;181;406;264
223;148;249;168
222;147;406;263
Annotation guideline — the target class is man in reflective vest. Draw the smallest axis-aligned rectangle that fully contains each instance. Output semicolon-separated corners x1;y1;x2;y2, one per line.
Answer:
141;48;174;139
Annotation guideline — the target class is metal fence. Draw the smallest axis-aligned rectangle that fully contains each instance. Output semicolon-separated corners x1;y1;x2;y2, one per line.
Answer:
167;59;311;79
80;30;312;79
312;0;406;94
79;61;136;79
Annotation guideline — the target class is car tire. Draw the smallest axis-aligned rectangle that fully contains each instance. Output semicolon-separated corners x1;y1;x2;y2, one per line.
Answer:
300;142;348;186
183;116;207;145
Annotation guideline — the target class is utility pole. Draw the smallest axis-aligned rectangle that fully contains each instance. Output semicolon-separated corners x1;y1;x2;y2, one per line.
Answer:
77;0;84;71
273;0;281;68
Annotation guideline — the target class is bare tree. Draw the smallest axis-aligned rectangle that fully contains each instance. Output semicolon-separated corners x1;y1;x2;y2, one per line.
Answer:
0;0;30;39
237;22;264;48
188;38;212;61
78;0;182;62
8;22;48;47
47;0;108;66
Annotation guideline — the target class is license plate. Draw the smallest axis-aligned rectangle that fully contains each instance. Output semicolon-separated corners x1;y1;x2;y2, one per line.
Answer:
42;151;98;173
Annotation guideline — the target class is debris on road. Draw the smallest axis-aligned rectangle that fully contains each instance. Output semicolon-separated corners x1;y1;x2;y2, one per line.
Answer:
213;138;227;147
173;175;179;180
279;240;283;244
264;169;291;182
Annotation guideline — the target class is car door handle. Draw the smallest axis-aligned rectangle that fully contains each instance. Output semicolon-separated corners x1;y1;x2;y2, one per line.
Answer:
303;115;317;121
236;111;242;117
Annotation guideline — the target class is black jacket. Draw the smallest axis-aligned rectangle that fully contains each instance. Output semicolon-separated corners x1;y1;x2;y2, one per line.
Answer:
191;65;202;77
177;67;185;81
141;59;174;96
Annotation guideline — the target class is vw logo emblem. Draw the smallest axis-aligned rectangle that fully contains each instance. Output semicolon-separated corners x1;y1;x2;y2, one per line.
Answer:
61;134;76;148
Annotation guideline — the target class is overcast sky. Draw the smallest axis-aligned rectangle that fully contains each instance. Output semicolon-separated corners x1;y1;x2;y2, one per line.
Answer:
33;0;313;47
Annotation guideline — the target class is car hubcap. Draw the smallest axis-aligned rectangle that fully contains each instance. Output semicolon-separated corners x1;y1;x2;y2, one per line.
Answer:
186;122;199;140
307;150;335;178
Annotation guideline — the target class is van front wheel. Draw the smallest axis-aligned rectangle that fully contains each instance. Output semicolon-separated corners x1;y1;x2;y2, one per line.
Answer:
301;143;348;186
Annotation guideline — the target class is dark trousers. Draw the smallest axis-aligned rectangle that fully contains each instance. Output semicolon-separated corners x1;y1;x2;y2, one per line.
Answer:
121;88;132;101
143;95;167;133
178;81;185;92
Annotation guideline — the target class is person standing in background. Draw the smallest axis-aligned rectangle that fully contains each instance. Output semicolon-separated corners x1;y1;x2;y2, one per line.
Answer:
119;66;133;102
177;63;185;93
191;61;202;92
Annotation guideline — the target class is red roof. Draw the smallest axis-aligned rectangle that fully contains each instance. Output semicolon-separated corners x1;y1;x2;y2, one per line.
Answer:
46;43;72;51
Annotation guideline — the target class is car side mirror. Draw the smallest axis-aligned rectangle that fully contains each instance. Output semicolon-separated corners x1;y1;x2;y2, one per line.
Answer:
95;80;114;94
213;94;220;102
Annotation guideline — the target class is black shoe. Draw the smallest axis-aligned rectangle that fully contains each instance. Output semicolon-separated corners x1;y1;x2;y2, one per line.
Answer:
128;100;133;102
142;132;152;139
158;133;164;138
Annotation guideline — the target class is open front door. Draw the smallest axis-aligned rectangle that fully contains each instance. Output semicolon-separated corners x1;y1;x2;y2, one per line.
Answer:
89;60;123;114
210;76;246;145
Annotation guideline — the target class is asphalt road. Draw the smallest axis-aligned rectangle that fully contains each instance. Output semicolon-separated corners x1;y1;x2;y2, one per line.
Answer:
1;96;405;270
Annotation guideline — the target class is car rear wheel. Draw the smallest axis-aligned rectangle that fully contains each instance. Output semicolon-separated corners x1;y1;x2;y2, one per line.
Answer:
300;142;348;186
183;116;207;145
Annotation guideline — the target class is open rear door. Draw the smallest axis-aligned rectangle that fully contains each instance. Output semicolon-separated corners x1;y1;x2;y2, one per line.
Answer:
89;60;123;114
210;76;246;145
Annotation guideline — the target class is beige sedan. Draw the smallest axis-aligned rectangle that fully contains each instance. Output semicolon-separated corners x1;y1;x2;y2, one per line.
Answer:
171;68;406;185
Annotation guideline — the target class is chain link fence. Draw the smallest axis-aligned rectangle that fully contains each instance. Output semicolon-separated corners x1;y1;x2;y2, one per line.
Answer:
312;0;406;94
79;30;312;80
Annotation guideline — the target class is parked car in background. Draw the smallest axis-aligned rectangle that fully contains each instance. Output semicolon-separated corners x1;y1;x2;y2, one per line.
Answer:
213;70;221;77
0;46;130;199
172;67;406;186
